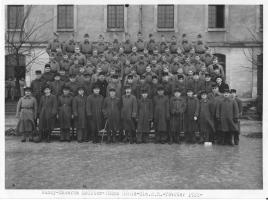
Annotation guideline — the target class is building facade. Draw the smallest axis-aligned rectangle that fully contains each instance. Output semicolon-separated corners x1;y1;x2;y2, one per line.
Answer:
5;4;263;98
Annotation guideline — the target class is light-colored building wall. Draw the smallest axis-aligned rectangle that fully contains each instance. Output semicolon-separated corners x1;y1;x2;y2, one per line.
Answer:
5;4;263;98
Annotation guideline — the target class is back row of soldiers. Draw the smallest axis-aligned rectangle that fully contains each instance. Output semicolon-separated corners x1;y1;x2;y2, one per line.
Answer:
16;32;241;145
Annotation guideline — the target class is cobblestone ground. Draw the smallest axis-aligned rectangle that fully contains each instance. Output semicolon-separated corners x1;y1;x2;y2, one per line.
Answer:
5;119;262;189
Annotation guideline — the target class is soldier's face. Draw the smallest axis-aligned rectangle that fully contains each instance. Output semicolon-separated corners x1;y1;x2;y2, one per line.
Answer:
93;51;98;55
54;76;60;81
163;76;168;82
36;74;41;79
213;59;218;64
119;48;124;53
44;68;51;73
63;90;70;95
157;90;164;95
212;87;219;93
231;93;236;98
110;91;116;97
187;91;193;97
216;78;222;84
141;93;148;98
201;94;207;99
59;71;65;75
78;90;84;95
99;75;105;81
195;56;200;61
74;60;79;65
140;79;145;84
93;88;100;94
178;78;184;83
144;49;148;54
146;67;151;72
188;71;193;76
132;48;137;53
44;88;51;94
177;68;183;74
79;68;85;73
127;78;133;83
205;77;211;81
177;48;182;54
174;92;181;98
193;75;199;80
138;33;142;39
70;77;76;82
223;92;229;97
125;89;131;95
25;91;31;96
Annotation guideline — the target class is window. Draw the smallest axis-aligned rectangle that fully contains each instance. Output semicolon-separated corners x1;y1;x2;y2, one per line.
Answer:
107;5;124;30
57;5;74;30
157;5;174;29
208;5;225;29
260;5;263;31
257;54;263;95
7;5;24;29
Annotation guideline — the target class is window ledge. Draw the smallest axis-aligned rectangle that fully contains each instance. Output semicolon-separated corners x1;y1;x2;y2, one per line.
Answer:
7;29;23;32
157;28;175;32
207;28;226;32
57;28;74;32
106;28;124;32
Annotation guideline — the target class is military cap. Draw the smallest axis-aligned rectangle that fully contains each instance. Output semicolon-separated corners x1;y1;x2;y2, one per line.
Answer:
24;87;32;92
69;74;76;78
193;72;199;76
77;86;85;91
84;33;89;38
111;74;118;79
157;85;164;91
186;88;193;93
212;83;219;88
205;72;211;77
152;75;158;79
140;75;146;79
124;85;132;90
230;89;237;93
92;84;100;90
177;74;184;79
54;72;60;77
99;71;106;76
162;72;169;77
43;84;51;91
45;64;51;68
62;85;70;91
109;87;116;92
141;88;148;94
215;76;223;80
223;88;230;93
200;90;207;95
173;88;182;93
35;70;42;75
127;75;133;79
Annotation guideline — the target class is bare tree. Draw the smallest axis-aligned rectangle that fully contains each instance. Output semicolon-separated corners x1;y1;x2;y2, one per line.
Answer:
5;5;55;86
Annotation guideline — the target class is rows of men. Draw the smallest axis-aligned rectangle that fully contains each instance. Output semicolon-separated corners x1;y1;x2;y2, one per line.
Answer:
16;32;241;145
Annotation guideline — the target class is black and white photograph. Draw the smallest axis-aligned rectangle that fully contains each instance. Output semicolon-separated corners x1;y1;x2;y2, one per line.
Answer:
1;0;266;199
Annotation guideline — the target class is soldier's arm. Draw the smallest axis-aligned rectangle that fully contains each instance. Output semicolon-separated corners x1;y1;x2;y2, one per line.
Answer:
149;99;153;120
233;100;239;120
52;95;58;116
16;98;22;118
33;97;38;119
194;98;200;118
166;97;170;119
86;96;92;117
72;97;78;117
132;96;138;118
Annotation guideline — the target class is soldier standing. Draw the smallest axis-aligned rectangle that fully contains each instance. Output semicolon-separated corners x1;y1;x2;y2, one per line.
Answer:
16;87;38;142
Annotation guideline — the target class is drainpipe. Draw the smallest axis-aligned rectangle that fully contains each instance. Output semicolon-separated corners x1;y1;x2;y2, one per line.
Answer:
139;5;142;33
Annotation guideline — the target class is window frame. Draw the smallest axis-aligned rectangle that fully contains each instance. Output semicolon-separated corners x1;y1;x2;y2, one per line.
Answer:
155;5;177;32
7;5;24;31
207;5;228;32
56;5;74;32
105;5;126;32
259;5;263;32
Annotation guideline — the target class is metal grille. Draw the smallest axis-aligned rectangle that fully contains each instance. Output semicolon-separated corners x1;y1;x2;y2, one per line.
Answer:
208;5;225;28
57;5;74;29
157;5;174;29
7;5;24;29
107;5;124;29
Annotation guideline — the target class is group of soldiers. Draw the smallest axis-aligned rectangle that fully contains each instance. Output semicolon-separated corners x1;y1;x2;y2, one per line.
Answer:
15;32;242;145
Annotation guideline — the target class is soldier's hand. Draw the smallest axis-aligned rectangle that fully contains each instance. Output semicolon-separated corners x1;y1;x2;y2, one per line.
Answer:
194;116;198;121
56;114;59;119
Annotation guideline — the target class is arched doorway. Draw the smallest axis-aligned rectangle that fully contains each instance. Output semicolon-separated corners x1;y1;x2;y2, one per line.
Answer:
5;54;26;99
213;53;226;73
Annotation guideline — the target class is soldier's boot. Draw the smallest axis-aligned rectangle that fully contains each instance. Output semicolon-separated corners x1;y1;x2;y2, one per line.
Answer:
112;132;116;143
21;133;26;142
129;132;134;144
106;132;112;144
136;132;142;144
46;131;51;143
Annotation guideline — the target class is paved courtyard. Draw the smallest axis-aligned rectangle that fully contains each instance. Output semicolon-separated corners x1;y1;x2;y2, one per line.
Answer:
5;119;262;189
